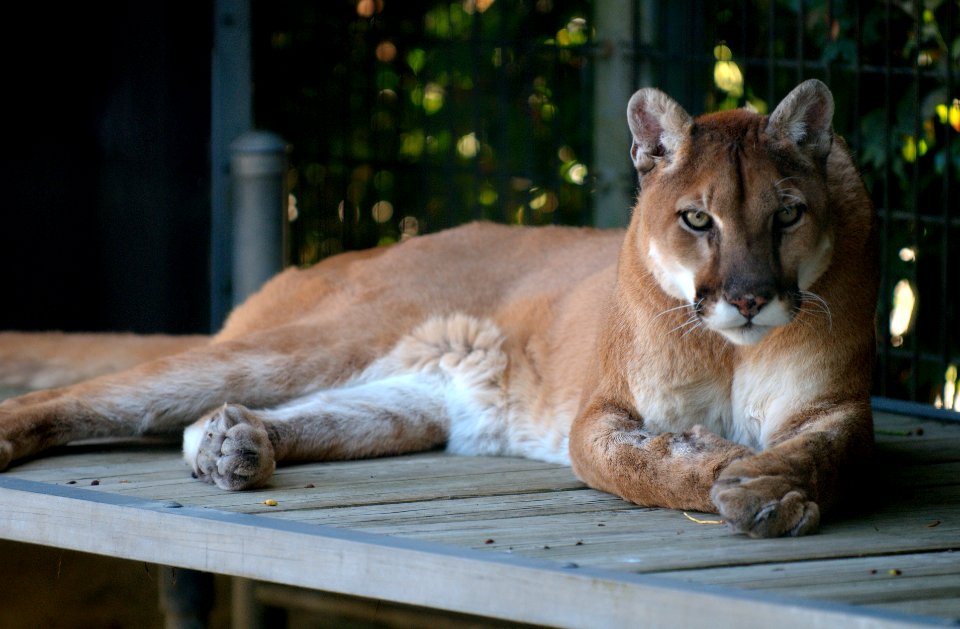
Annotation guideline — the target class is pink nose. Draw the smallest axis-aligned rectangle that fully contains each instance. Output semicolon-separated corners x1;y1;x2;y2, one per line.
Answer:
727;294;767;318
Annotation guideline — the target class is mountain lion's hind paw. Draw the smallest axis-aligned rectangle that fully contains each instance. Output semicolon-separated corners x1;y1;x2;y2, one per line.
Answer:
189;404;276;490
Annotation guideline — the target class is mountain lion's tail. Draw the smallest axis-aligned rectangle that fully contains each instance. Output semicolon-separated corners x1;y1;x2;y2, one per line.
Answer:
0;332;209;390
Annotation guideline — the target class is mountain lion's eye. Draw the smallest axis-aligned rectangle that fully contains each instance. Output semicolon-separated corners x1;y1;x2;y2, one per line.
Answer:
680;209;713;231
776;204;805;228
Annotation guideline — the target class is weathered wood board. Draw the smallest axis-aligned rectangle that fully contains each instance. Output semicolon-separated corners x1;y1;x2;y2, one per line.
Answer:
0;408;957;627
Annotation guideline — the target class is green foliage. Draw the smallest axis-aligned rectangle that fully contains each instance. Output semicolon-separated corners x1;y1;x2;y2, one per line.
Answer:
253;0;593;262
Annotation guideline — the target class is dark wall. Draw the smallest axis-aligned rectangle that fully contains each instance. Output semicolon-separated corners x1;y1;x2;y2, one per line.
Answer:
0;3;212;334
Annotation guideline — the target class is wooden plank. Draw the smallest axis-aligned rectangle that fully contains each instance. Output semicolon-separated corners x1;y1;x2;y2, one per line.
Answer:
874;412;960;465
9;450;587;509
324;506;959;575
16;444;956;513
655;551;960;590
0;477;944;629
654;550;960;622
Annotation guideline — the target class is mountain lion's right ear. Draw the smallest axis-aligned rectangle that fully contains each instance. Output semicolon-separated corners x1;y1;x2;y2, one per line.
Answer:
627;88;693;175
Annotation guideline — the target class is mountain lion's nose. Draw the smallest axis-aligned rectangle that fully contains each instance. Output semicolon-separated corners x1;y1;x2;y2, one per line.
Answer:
727;294;768;318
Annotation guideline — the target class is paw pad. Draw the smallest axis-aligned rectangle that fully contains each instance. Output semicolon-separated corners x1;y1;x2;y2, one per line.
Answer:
192;404;276;490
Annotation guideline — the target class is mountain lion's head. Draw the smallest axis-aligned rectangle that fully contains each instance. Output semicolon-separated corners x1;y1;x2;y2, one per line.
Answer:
627;79;839;346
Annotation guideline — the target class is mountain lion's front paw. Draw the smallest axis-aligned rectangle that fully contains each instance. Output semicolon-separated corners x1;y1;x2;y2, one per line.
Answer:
711;464;820;538
186;404;276;490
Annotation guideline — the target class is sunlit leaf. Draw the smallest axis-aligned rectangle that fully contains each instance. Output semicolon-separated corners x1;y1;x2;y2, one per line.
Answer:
423;83;445;114
399;130;425;159
456;132;480;159
407;48;426;74
713;44;733;61
713;60;743;97
478;185;498;206
901;135;918;162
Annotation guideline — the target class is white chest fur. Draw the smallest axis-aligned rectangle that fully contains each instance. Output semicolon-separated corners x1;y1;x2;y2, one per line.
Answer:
627;360;735;442
730;352;830;449
624;351;824;452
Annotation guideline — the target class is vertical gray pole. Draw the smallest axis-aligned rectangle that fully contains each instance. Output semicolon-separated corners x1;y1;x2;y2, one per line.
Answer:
230;131;289;305
158;566;214;629
592;0;636;228
211;0;252;329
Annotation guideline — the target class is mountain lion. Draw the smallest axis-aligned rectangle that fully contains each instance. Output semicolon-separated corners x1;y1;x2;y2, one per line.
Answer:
0;80;877;538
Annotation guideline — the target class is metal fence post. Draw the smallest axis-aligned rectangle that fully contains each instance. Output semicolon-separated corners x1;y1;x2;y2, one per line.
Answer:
230;131;289;306
592;0;635;228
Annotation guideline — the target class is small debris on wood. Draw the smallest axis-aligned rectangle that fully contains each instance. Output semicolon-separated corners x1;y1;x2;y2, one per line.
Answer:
90;480;100;486
543;545;551;550
66;480;76;485
869;569;878;575
304;483;316;489
926;519;942;528
575;539;584;546
119;480;130;484
562;562;579;569
262;499;278;507
889;569;902;576
683;512;724;525
484;539;495;545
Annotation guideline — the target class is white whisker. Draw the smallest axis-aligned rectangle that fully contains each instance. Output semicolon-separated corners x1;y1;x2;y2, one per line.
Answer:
797;290;833;331
669;316;701;336
680;320;706;339
654;302;697;321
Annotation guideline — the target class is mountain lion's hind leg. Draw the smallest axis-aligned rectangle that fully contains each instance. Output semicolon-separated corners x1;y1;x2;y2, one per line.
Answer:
184;373;452;490
0;324;372;470
184;314;508;490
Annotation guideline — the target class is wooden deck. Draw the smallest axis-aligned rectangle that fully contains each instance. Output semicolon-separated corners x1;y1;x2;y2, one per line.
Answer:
0;407;958;627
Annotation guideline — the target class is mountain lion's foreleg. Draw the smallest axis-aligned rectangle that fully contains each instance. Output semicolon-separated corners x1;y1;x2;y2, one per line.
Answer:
711;398;873;538
0;324;376;470
568;404;753;513
183;373;450;489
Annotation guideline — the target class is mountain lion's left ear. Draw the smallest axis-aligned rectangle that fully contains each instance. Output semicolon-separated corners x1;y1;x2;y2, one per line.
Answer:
766;79;834;161
627;88;693;175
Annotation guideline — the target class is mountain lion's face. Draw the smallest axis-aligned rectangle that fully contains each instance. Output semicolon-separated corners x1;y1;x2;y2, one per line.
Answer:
628;86;837;346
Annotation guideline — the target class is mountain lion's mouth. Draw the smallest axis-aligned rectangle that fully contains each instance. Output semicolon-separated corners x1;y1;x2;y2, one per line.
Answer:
714;321;775;346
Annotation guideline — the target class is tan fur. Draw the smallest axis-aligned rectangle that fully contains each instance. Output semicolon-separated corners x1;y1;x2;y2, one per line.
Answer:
0;332;208;389
0;81;877;537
